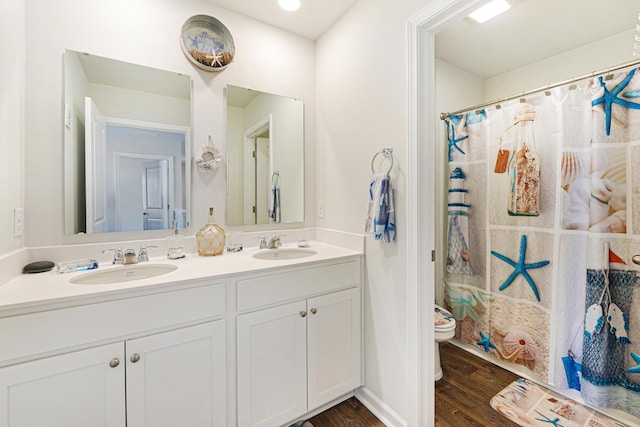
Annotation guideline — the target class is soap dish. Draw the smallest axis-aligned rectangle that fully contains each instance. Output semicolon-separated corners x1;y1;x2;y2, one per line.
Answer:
56;259;99;274
23;260;55;274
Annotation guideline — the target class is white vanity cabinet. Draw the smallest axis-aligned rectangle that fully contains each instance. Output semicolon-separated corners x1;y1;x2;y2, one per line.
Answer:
0;342;126;427
0;282;227;427
0;321;225;427
236;260;362;427
125;320;226;427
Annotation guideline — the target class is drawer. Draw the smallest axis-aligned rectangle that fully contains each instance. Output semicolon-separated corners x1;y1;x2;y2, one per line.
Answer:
237;260;360;312
0;283;224;365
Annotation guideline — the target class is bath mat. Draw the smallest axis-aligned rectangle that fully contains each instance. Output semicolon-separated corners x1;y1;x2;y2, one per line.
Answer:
490;379;629;426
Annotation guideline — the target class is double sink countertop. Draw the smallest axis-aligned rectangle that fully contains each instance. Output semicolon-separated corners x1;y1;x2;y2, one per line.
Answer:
0;241;363;316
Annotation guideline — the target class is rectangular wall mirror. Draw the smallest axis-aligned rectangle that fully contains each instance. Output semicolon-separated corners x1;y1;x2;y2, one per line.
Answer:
64;49;192;235
226;85;304;226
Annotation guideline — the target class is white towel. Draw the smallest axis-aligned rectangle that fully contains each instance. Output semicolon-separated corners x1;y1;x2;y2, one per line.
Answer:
365;173;396;243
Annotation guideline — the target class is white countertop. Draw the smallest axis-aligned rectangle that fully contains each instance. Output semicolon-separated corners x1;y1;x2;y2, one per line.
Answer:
0;241;362;316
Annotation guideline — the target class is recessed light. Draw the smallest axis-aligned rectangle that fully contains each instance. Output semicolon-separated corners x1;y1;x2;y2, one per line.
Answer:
279;0;300;11
469;0;511;23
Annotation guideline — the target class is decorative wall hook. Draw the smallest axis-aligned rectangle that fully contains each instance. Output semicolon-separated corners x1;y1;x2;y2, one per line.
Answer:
194;135;223;171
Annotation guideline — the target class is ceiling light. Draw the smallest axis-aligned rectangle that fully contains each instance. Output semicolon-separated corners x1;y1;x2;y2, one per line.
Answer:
279;0;300;11
469;0;511;23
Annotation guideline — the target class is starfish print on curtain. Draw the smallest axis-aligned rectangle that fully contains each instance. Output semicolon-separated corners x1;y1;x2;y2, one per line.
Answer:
491;235;550;302
592;68;640;135
446;116;468;161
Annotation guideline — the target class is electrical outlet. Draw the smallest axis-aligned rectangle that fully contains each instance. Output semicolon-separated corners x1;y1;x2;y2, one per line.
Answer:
14;208;24;238
317;201;325;219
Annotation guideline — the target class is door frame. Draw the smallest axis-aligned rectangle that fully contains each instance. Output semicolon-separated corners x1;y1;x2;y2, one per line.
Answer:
406;1;486;425
243;115;273;225
114;153;174;232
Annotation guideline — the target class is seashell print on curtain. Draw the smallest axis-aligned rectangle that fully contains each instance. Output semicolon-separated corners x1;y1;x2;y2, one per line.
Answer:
444;66;640;420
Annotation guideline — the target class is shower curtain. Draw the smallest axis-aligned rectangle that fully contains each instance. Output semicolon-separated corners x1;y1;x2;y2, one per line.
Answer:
444;67;640;420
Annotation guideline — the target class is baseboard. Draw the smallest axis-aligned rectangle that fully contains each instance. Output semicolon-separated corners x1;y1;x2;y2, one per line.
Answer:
355;387;407;427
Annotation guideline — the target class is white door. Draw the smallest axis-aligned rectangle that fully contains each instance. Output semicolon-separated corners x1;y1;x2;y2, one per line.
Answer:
85;96;108;233
141;159;170;230
125;321;226;427
307;288;362;410
0;342;125;427
237;301;307;427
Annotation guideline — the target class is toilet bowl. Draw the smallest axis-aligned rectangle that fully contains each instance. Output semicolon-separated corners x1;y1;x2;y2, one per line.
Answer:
434;304;456;381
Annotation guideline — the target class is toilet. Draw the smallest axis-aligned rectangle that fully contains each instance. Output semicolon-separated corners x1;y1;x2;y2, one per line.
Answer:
434;304;456;381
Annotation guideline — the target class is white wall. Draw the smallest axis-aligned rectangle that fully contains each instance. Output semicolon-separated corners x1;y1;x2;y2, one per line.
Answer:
0;0;25;256
226;106;245;223
90;84;191;127
316;0;445;421
24;0;316;246
485;30;635;101
245;93;304;224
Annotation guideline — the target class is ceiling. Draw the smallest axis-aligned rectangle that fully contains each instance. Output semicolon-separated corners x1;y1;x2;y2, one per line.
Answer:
204;0;359;40
436;0;640;79
205;0;639;79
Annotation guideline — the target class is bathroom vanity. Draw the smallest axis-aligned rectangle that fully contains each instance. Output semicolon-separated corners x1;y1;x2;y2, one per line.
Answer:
0;241;363;427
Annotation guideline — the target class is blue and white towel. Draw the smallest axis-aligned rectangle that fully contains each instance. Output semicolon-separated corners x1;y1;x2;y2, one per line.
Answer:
268;183;280;223
365;173;396;243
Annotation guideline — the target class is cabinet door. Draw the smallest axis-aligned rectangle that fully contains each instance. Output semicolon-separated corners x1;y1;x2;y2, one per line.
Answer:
307;288;362;410
0;342;125;427
125;321;226;427
237;300;307;427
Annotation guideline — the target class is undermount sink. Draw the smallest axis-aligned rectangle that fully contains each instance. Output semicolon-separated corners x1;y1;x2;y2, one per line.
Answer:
252;248;317;261
70;264;178;285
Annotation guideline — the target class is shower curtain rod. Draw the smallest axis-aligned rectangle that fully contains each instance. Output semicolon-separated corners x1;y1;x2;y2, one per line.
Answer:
439;58;640;120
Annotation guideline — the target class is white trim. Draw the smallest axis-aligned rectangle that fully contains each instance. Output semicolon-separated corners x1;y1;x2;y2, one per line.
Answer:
406;1;487;425
355;387;407;427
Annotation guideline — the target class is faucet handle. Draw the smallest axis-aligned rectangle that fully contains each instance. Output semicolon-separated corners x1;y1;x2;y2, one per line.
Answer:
255;236;268;249
102;248;124;265
138;245;159;262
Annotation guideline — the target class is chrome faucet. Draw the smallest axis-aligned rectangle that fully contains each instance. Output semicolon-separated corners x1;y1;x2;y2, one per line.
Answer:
137;245;158;262
267;235;284;249
123;249;138;265
102;248;124;265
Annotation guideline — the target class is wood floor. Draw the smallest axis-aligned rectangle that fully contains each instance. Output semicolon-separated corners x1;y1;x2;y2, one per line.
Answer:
310;342;519;426
435;342;520;426
309;397;385;427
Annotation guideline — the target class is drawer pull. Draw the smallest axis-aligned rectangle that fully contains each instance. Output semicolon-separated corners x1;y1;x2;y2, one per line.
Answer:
109;358;120;368
130;353;141;363
310;308;317;315
300;310;307;318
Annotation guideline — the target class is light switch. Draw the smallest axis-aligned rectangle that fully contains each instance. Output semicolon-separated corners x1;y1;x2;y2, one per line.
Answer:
317;201;325;219
14;208;24;237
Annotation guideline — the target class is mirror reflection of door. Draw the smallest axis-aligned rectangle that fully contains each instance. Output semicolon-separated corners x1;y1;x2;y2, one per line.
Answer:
242;116;272;225
84;97;108;233
142;160;170;230
115;155;172;232
85;116;186;233
255;134;270;225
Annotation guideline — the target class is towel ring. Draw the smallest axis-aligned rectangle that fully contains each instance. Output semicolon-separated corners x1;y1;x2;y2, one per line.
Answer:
371;147;393;174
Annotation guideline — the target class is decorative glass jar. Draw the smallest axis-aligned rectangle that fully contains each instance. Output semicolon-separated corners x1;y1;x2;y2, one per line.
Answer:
196;207;226;256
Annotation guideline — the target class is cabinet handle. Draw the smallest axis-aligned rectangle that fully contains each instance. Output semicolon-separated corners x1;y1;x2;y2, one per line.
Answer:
109;358;120;368
300;310;307;318
310;308;317;315
130;353;141;363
